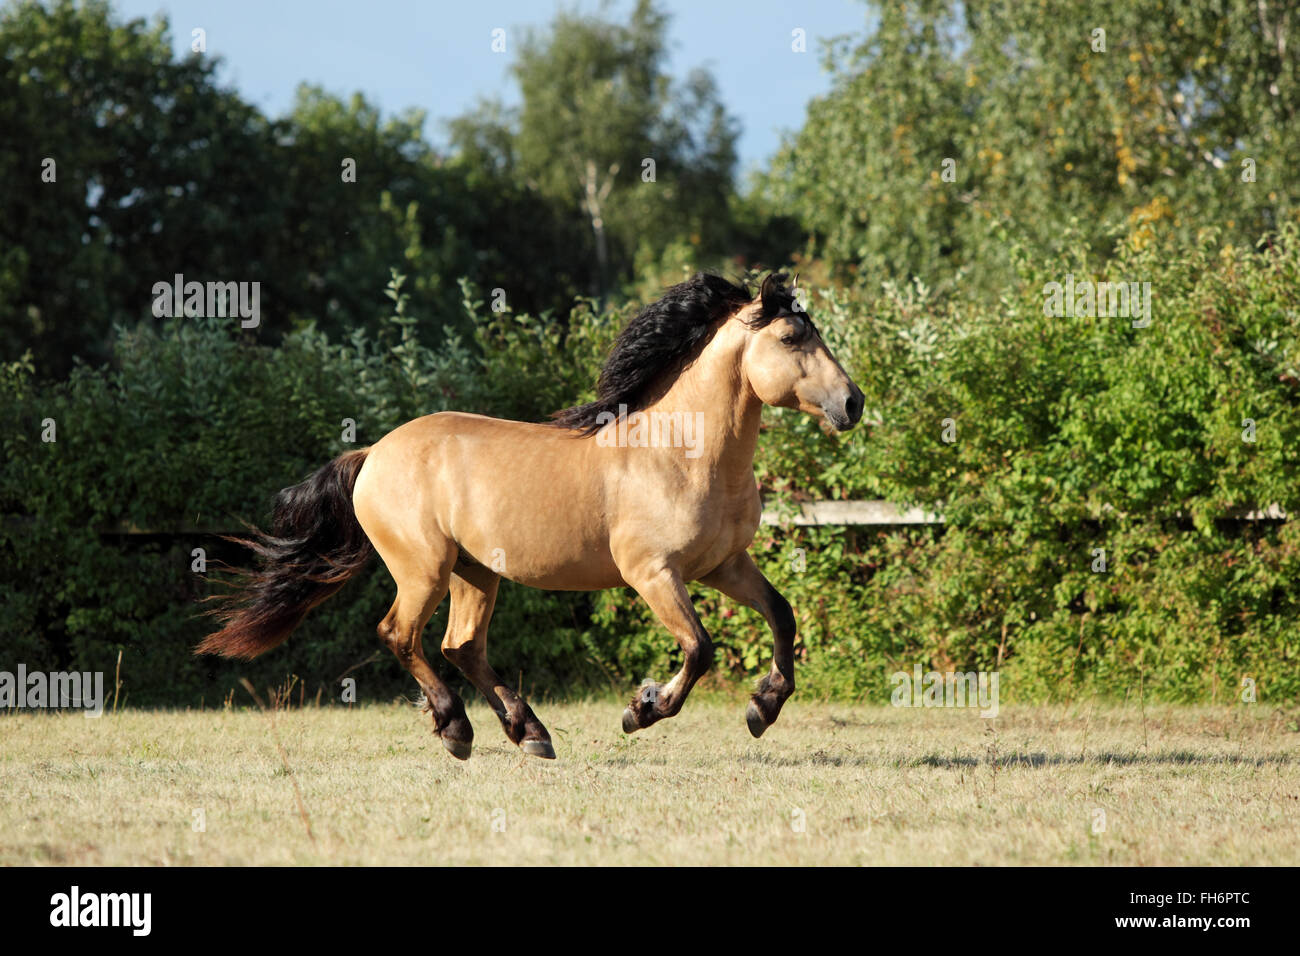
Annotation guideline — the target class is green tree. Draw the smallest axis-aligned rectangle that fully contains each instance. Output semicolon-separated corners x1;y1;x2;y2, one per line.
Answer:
0;0;594;374
0;0;285;376
765;0;1300;296
450;0;740;300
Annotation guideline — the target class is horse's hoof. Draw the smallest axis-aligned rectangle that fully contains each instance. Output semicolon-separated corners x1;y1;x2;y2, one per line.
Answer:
521;738;556;759
441;736;473;760
745;700;768;739
621;707;640;734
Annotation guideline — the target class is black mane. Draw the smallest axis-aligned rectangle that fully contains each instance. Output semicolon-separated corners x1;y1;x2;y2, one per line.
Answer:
551;272;798;435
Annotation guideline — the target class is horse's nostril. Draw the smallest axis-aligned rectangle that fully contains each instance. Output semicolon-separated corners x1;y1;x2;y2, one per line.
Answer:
845;390;864;424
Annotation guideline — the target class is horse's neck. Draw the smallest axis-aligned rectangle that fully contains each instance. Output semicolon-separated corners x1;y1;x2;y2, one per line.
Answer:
643;321;761;487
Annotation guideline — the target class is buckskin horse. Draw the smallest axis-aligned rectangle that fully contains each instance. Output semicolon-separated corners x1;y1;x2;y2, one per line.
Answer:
199;273;864;760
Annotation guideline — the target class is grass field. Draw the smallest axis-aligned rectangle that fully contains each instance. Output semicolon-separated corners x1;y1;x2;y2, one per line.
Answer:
2;695;1298;865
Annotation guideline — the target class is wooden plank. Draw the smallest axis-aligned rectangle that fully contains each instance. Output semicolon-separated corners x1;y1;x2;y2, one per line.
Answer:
760;501;944;526
94;522;242;536
759;501;1288;527
9;501;1281;535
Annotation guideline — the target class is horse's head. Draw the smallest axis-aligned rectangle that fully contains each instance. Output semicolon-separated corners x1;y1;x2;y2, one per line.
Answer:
740;274;864;431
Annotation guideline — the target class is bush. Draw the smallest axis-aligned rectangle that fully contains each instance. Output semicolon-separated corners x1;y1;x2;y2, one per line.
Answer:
0;275;619;705
688;224;1300;704
5;228;1300;706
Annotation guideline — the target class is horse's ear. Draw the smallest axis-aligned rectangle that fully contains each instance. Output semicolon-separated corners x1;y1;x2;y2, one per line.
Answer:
760;272;789;316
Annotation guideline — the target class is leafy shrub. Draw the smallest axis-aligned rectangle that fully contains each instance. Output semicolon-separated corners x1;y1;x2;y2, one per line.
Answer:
5;228;1300;706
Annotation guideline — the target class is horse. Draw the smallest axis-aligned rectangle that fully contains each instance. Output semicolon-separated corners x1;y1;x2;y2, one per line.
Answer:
199;272;864;760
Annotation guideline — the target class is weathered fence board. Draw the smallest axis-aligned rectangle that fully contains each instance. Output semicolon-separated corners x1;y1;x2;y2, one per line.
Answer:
34;501;1285;534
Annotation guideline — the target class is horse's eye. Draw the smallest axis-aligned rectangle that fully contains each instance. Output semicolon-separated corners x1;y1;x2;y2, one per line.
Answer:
781;314;807;345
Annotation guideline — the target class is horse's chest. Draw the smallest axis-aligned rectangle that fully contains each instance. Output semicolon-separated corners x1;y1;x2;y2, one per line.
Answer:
677;486;760;567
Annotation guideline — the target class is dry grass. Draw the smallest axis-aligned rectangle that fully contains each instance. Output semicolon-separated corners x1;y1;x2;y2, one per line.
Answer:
2;696;1298;865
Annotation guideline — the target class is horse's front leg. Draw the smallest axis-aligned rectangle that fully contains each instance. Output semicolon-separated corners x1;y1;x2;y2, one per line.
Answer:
699;552;796;738
620;567;713;733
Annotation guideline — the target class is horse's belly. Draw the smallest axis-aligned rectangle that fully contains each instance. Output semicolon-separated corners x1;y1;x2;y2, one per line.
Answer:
454;517;624;591
440;455;621;589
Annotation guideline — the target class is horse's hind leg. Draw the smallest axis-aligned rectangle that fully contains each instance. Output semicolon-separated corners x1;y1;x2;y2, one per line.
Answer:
375;563;474;760
440;564;555;759
699;552;796;738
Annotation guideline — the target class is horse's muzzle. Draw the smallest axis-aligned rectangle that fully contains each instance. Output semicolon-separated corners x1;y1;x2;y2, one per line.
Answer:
825;384;865;432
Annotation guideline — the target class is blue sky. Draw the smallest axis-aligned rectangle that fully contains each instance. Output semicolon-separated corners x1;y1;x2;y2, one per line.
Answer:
112;0;874;175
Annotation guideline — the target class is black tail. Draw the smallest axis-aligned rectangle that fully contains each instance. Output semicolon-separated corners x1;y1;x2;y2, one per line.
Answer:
198;449;373;660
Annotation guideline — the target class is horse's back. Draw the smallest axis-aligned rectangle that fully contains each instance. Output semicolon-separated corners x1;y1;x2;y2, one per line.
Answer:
354;411;623;589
